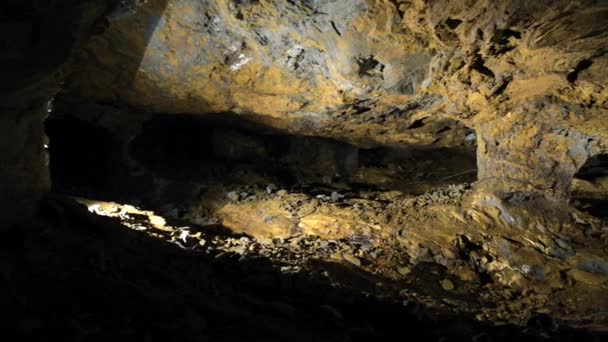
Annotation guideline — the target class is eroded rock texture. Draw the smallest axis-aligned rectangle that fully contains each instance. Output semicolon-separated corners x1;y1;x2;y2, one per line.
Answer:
22;0;608;335
0;0;132;228
65;0;608;203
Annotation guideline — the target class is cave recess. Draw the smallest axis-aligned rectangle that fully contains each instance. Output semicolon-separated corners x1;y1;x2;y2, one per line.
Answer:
2;0;608;340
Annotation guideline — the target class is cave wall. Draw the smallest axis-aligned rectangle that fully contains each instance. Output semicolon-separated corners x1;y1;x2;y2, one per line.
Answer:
0;0;128;228
64;0;471;149
3;0;605;228
64;0;608;204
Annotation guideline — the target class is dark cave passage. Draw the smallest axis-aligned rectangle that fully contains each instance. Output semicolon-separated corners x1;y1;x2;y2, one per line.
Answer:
44;115;128;199
572;153;608;218
40;108;601;342
37;108;512;341
46;112;477;205
575;153;608;182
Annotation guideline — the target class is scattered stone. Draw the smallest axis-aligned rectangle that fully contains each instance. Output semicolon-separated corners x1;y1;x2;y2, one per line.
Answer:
316;194;330;201
571;212;586;225
441;279;455;291
178;229;190;242
318;240;329;248
577;259;608;275
331;191;344;202
227;191;240;201
464;132;477;145
555;238;571;250
330;252;343;261
397;266;411;276
342;253;361;267
232;245;246;255
266;183;277;194
149;215;167;227
451;265;479;282
277;189;288;197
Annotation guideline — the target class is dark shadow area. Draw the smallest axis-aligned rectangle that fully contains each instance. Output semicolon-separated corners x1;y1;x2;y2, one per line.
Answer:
574;153;608;182
0;1;89;93
129;114;296;182
356;145;477;192
1;0;167;95
45;115;129;199
62;0;170;100
46;112;477;204
573;198;608;219
572;153;608;218
2;195;603;341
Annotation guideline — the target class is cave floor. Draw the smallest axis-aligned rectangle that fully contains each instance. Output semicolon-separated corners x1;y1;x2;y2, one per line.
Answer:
27;111;608;339
2;192;605;341
7;170;606;340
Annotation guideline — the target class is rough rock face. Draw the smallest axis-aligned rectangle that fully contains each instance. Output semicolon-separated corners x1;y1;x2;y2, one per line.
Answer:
66;0;470;148
16;0;607;333
66;0;608;204
3;0;607;339
0;0;130;228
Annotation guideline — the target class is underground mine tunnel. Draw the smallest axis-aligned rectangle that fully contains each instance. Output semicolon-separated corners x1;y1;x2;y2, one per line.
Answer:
2;0;608;341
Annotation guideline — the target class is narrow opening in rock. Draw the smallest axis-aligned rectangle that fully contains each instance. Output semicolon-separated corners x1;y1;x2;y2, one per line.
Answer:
44;114;127;200
46;111;477;209
572;153;608;218
567;59;593;83
357;55;385;77
445;18;462;30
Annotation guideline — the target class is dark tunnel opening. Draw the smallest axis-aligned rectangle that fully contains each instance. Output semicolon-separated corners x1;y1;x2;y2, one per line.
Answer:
45;111;478;209
572;153;608;218
574;153;608;182
45;115;127;200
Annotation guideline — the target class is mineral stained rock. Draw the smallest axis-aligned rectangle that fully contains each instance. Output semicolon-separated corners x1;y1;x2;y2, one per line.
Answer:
66;0;608;203
42;0;608;332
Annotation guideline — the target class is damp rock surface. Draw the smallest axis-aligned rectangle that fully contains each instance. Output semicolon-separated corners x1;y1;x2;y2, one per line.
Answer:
65;0;608;201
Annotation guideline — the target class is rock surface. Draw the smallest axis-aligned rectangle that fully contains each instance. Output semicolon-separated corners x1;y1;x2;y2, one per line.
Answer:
65;0;608;202
41;100;608;329
0;0;133;229
5;0;606;336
